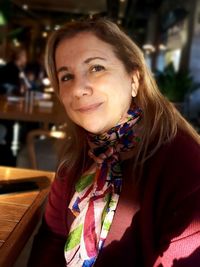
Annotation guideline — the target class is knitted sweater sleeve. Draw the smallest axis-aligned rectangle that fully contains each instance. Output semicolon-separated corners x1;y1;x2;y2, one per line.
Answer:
28;174;70;267
150;132;200;267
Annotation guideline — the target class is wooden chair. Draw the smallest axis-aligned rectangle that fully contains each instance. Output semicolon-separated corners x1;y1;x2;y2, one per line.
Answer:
26;127;66;170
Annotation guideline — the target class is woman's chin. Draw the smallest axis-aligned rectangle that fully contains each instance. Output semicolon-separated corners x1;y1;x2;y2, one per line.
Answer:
86;127;105;135
77;118;119;134
81;123;108;135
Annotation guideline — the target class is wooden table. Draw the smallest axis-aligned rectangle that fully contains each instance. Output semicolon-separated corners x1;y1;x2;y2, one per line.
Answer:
0;95;67;155
0;166;55;267
0;95;66;126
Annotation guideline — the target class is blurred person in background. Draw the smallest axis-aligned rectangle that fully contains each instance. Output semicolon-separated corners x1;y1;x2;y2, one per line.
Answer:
0;46;31;166
28;18;200;267
0;46;27;95
25;51;47;92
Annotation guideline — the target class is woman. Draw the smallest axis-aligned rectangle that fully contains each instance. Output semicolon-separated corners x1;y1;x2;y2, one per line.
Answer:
0;46;27;95
28;18;200;267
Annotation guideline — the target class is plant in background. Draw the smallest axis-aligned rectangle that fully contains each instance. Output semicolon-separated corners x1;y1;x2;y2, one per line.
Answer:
155;63;200;102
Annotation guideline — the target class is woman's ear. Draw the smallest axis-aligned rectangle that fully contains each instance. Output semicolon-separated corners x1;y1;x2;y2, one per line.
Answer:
131;70;140;97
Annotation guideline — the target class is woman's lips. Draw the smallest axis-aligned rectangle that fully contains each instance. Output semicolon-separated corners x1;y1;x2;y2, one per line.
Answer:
76;102;103;112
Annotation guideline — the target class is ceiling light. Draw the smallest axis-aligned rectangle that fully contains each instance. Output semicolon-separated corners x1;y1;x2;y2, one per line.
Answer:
159;44;167;51
142;44;155;53
13;39;20;47
42;78;50;86
0;58;6;65
54;25;60;30
22;4;28;10
42;32;48;38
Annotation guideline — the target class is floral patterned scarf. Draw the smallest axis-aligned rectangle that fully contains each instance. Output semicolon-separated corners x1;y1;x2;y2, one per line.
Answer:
64;106;142;267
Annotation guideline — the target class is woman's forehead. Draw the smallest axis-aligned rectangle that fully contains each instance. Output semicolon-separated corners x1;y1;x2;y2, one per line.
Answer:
55;32;118;64
56;32;109;50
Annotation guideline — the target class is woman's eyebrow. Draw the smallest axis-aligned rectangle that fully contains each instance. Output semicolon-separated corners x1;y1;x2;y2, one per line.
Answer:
57;66;68;74
84;57;107;64
56;57;107;73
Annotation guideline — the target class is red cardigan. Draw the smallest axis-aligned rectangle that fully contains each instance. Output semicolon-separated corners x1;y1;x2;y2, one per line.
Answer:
28;130;200;267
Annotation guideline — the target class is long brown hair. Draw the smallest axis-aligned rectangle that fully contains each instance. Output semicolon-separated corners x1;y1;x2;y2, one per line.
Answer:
45;18;200;179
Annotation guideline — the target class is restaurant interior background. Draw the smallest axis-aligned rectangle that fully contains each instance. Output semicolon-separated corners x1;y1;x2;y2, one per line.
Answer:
0;0;200;171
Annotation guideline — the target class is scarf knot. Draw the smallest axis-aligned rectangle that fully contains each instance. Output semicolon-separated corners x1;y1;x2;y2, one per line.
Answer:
87;107;142;165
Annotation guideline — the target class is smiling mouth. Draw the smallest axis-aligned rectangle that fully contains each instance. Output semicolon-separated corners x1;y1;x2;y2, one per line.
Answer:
76;102;103;112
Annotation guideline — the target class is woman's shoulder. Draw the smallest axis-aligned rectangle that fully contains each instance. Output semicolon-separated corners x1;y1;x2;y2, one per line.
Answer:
168;128;200;153
143;128;200;195
151;128;200;168
164;128;200;172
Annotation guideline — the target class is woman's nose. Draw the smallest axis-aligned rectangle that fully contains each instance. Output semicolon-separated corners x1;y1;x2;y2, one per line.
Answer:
72;74;92;98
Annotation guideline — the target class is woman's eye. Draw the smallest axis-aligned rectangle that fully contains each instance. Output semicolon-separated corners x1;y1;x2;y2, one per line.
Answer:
60;73;74;82
91;65;105;72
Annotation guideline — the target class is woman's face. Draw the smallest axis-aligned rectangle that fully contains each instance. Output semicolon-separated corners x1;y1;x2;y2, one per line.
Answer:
55;32;135;134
